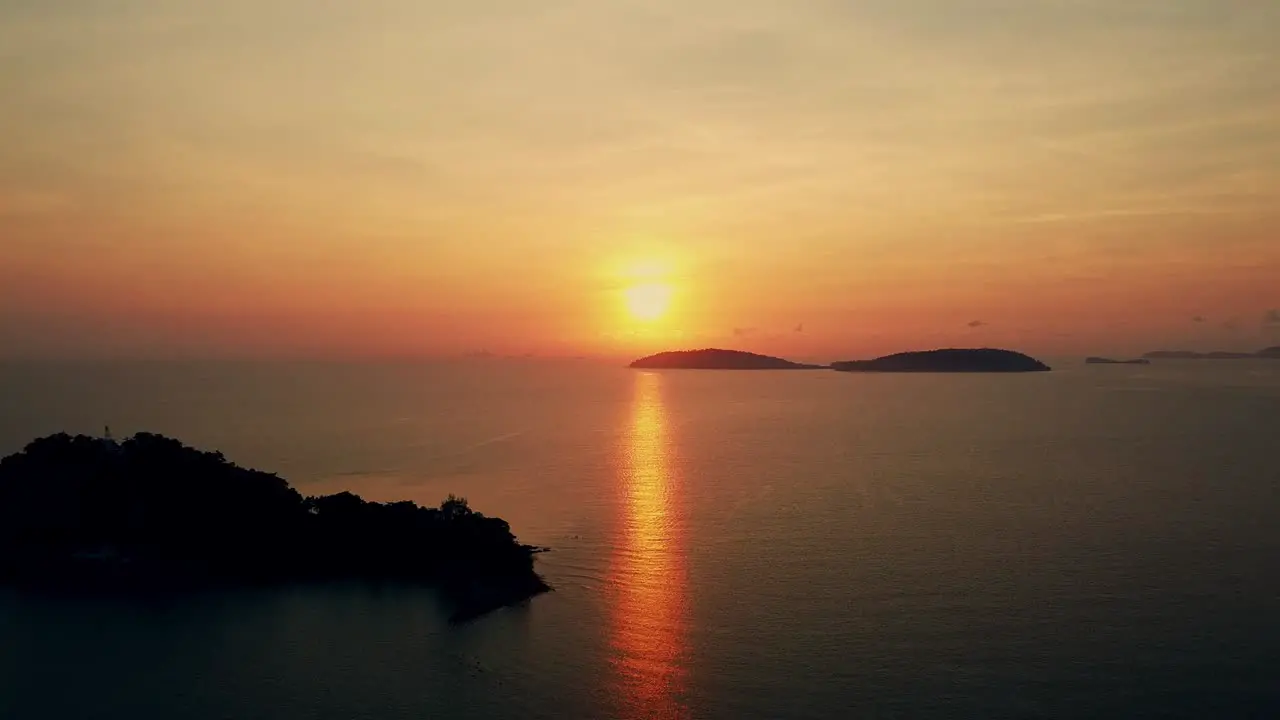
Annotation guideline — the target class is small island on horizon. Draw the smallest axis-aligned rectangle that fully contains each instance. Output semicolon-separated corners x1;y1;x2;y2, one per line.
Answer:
0;432;549;622
1144;346;1280;360
832;348;1051;373
1086;357;1151;365
630;348;825;370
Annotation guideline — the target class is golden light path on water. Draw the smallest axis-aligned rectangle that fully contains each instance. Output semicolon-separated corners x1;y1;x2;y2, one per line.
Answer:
609;371;689;720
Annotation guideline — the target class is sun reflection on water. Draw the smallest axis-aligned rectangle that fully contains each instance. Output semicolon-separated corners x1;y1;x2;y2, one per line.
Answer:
609;371;689;719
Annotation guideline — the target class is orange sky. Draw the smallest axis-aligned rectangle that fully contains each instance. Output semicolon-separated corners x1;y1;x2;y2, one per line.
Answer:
2;1;1278;361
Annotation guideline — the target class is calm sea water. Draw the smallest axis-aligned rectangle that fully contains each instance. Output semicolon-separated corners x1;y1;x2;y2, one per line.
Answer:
1;359;1278;719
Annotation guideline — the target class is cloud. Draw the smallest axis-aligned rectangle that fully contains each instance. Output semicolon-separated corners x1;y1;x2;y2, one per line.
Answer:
6;0;1280;362
1192;315;1206;323
793;323;804;333
1223;317;1240;331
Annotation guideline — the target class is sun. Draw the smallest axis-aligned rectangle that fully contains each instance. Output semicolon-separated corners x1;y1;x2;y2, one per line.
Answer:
624;283;673;322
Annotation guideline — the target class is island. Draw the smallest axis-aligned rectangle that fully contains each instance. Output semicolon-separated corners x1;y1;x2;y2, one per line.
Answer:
1085;357;1151;365
831;348;1051;373
1143;350;1257;360
630;348;824;370
0;432;550;622
1261;346;1280;359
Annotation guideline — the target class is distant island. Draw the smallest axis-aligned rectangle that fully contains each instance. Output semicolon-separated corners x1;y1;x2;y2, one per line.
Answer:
831;348;1051;373
1086;357;1151;365
0;432;549;622
1143;347;1279;360
630;348;824;370
630;347;1052;372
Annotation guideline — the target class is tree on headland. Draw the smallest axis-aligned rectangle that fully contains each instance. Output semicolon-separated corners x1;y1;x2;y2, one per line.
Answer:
0;433;549;619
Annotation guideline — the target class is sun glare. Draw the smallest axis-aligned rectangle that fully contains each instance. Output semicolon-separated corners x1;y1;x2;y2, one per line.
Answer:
624;283;673;322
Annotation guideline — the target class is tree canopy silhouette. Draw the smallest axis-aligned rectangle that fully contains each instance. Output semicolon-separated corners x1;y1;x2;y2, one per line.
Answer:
0;433;549;620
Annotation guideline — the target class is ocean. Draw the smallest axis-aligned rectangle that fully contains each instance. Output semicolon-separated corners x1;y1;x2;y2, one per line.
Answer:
0;359;1277;719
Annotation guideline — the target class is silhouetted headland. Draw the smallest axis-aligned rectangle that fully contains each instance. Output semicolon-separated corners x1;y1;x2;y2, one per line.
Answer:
1260;346;1280;359
832;349;1051;373
0;432;550;622
1085;357;1151;365
630;348;823;370
1143;349;1270;360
